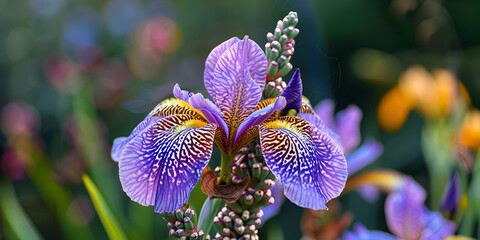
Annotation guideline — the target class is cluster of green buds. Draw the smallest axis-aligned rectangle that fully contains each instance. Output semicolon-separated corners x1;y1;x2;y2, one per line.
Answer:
212;144;276;240
161;205;208;240
264;11;299;98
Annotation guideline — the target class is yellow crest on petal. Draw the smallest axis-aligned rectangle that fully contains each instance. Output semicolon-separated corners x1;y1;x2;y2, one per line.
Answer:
151;98;206;120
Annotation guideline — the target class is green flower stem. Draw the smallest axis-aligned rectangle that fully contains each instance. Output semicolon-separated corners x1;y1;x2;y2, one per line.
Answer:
422;121;454;210
198;198;223;239
460;152;480;235
219;154;235;184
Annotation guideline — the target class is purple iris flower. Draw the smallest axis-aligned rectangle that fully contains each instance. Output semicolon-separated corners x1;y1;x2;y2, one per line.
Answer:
262;99;382;222
343;176;456;240
111;36;347;213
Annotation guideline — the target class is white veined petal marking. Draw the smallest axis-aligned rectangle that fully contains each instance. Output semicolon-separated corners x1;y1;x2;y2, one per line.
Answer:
259;116;347;210
118;114;216;213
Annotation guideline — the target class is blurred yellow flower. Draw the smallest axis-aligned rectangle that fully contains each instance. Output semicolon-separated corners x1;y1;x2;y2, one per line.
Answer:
378;65;461;131
458;109;480;151
398;65;457;119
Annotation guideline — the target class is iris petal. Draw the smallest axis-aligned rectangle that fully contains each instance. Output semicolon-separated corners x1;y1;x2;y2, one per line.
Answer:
280;69;302;113
173;83;191;102
111;116;161;162
421;211;456;240
234;96;286;143
188;93;229;137
347;137;383;175
204;36;267;104
342;224;398;240
204;37;240;101
171;84;228;137
259;116;347;210
298;110;344;151
211;36;265;131
336;105;362;153
385;177;426;240
118;114;217;213
314;99;335;129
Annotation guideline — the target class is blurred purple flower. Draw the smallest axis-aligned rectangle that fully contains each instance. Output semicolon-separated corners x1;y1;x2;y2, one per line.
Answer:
1;102;41;136
343;176;456;240
112;36;347;213
63;8;99;49
342;224;397;240
1;150;27;180
262;100;382;223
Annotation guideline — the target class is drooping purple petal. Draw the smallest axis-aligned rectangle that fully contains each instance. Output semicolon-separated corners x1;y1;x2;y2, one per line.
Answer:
420;211;456;240
235;96;286;143
342;224;398;240
298;112;344;151
280;69;302;113
204;36;267;104
212;37;264;129
260;181;285;224
118;115;217;213
347;137;383;175
259;116;347;210
385;177;427;240
336;105;362;153
111;116;161;162
314;99;335;129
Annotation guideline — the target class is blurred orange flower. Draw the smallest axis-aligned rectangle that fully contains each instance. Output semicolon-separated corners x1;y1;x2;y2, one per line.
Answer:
458;109;480;151
378;65;462;132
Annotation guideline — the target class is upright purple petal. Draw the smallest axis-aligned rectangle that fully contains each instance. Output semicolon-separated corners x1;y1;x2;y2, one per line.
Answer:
235;96;286;143
347;137;383;175
314;99;335;129
280;69;302;113
420;211;456;240
336;105;362;153
212;37;264;129
204;36;267;103
118;115;217;213
111;116;161;162
259;117;347;210
204;37;240;100
440;172;460;218
385;177;426;240
342;224;398;240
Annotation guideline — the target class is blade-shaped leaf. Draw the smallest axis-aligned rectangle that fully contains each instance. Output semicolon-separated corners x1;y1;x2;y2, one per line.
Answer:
82;174;126;240
0;182;41;240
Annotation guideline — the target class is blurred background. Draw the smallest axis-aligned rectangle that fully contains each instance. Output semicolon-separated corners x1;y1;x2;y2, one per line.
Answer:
1;0;479;239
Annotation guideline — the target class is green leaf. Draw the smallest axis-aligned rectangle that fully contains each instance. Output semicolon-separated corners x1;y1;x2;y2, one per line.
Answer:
82;174;126;240
0;181;42;240
198;198;222;238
